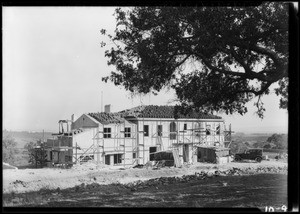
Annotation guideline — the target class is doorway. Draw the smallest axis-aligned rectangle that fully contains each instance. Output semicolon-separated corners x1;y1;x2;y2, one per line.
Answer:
149;147;157;161
105;155;110;165
114;154;123;165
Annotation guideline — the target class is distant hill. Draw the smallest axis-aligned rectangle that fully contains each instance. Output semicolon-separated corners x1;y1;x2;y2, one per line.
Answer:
232;133;271;144
234;125;288;134
3;130;53;148
232;132;288;148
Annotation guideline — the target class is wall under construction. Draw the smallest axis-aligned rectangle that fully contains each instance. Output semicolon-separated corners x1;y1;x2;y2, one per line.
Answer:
133;118;227;165
45;114;232;167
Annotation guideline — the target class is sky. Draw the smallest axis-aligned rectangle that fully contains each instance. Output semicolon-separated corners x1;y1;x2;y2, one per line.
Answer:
3;7;288;134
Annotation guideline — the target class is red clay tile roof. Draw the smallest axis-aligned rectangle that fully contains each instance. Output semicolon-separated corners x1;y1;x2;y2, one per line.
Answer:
88;112;125;124
119;105;222;119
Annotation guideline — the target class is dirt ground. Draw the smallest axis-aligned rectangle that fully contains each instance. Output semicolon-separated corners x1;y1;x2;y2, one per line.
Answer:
41;174;288;210
3;173;287;210
3;159;287;195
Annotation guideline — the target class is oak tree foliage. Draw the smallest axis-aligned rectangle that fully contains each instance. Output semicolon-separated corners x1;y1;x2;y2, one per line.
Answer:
101;3;289;118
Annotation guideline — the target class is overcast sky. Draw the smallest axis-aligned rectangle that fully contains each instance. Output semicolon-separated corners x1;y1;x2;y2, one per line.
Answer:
3;7;288;133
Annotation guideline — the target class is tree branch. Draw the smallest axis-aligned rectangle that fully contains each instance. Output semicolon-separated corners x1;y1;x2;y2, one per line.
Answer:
216;46;282;82
227;46;252;74
194;52;247;78
237;81;273;96
234;42;282;67
174;54;191;69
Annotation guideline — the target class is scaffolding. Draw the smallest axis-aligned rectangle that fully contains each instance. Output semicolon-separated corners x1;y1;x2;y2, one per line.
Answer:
149;121;234;164
47;117;233;167
84;122;139;167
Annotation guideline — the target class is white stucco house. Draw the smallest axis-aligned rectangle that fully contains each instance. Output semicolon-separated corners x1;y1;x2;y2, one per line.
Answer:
45;105;231;167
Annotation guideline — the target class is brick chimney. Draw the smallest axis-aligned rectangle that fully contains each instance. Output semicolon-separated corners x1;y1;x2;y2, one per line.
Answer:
104;104;111;113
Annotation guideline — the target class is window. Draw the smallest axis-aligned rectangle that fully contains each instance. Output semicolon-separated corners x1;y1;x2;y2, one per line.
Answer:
149;147;157;153
157;125;163;137
104;127;111;138
125;127;131;138
105;155;110;165
170;122;177;140
216;125;220;135
133;152;137;159
184;123;187;131
194;122;201;137
206;125;211;135
114;154;122;164
144;125;149;137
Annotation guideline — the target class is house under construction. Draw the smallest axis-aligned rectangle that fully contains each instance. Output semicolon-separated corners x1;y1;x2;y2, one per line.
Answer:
44;105;233;167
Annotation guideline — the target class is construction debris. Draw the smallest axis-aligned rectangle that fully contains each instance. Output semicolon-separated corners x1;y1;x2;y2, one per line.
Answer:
120;165;288;191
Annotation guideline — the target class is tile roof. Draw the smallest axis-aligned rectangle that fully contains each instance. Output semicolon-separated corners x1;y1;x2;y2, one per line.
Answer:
88;112;125;124
119;105;222;120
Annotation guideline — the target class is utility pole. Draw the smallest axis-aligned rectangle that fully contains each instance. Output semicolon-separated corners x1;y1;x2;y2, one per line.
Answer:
101;91;103;112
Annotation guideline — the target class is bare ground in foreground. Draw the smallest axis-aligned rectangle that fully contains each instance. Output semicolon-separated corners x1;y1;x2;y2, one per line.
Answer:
3;159;287;194
3;159;288;209
3;173;287;211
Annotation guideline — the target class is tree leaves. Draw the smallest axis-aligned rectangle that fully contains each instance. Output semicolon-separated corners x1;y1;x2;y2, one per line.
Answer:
2;132;18;165
101;3;289;118
24;141;47;167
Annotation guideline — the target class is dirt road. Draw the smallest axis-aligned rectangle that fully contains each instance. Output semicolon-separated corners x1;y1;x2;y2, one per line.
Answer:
4;174;287;210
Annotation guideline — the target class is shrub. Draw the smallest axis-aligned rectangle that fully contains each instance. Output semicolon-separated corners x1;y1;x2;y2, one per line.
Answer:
2;131;18;165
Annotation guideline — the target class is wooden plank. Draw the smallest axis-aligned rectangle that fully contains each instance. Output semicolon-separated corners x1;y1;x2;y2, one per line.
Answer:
172;149;182;168
158;136;164;151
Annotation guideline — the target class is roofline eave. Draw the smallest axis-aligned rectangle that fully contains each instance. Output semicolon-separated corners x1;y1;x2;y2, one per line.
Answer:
125;117;224;122
84;114;102;125
86;113;136;125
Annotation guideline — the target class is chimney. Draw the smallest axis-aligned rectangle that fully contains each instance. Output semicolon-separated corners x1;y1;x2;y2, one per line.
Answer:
104;104;111;113
71;114;77;122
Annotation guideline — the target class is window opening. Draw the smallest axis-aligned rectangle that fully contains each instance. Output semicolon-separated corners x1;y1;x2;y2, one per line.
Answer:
114;154;122;164
157;125;163;137
104;127;111;138
125;127;131;138
170;122;177;140
144;125;149;137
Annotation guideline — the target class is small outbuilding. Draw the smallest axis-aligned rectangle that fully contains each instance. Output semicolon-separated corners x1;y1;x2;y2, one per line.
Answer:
197;146;231;164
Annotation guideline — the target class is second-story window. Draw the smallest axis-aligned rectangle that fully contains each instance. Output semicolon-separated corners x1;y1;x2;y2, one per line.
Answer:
216;125;220;135
206;125;211;135
104;127;111;138
157;125;163;137
144;125;149;137
184;123;187;131
195;122;201;137
170;122;177;140
125;127;131;138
